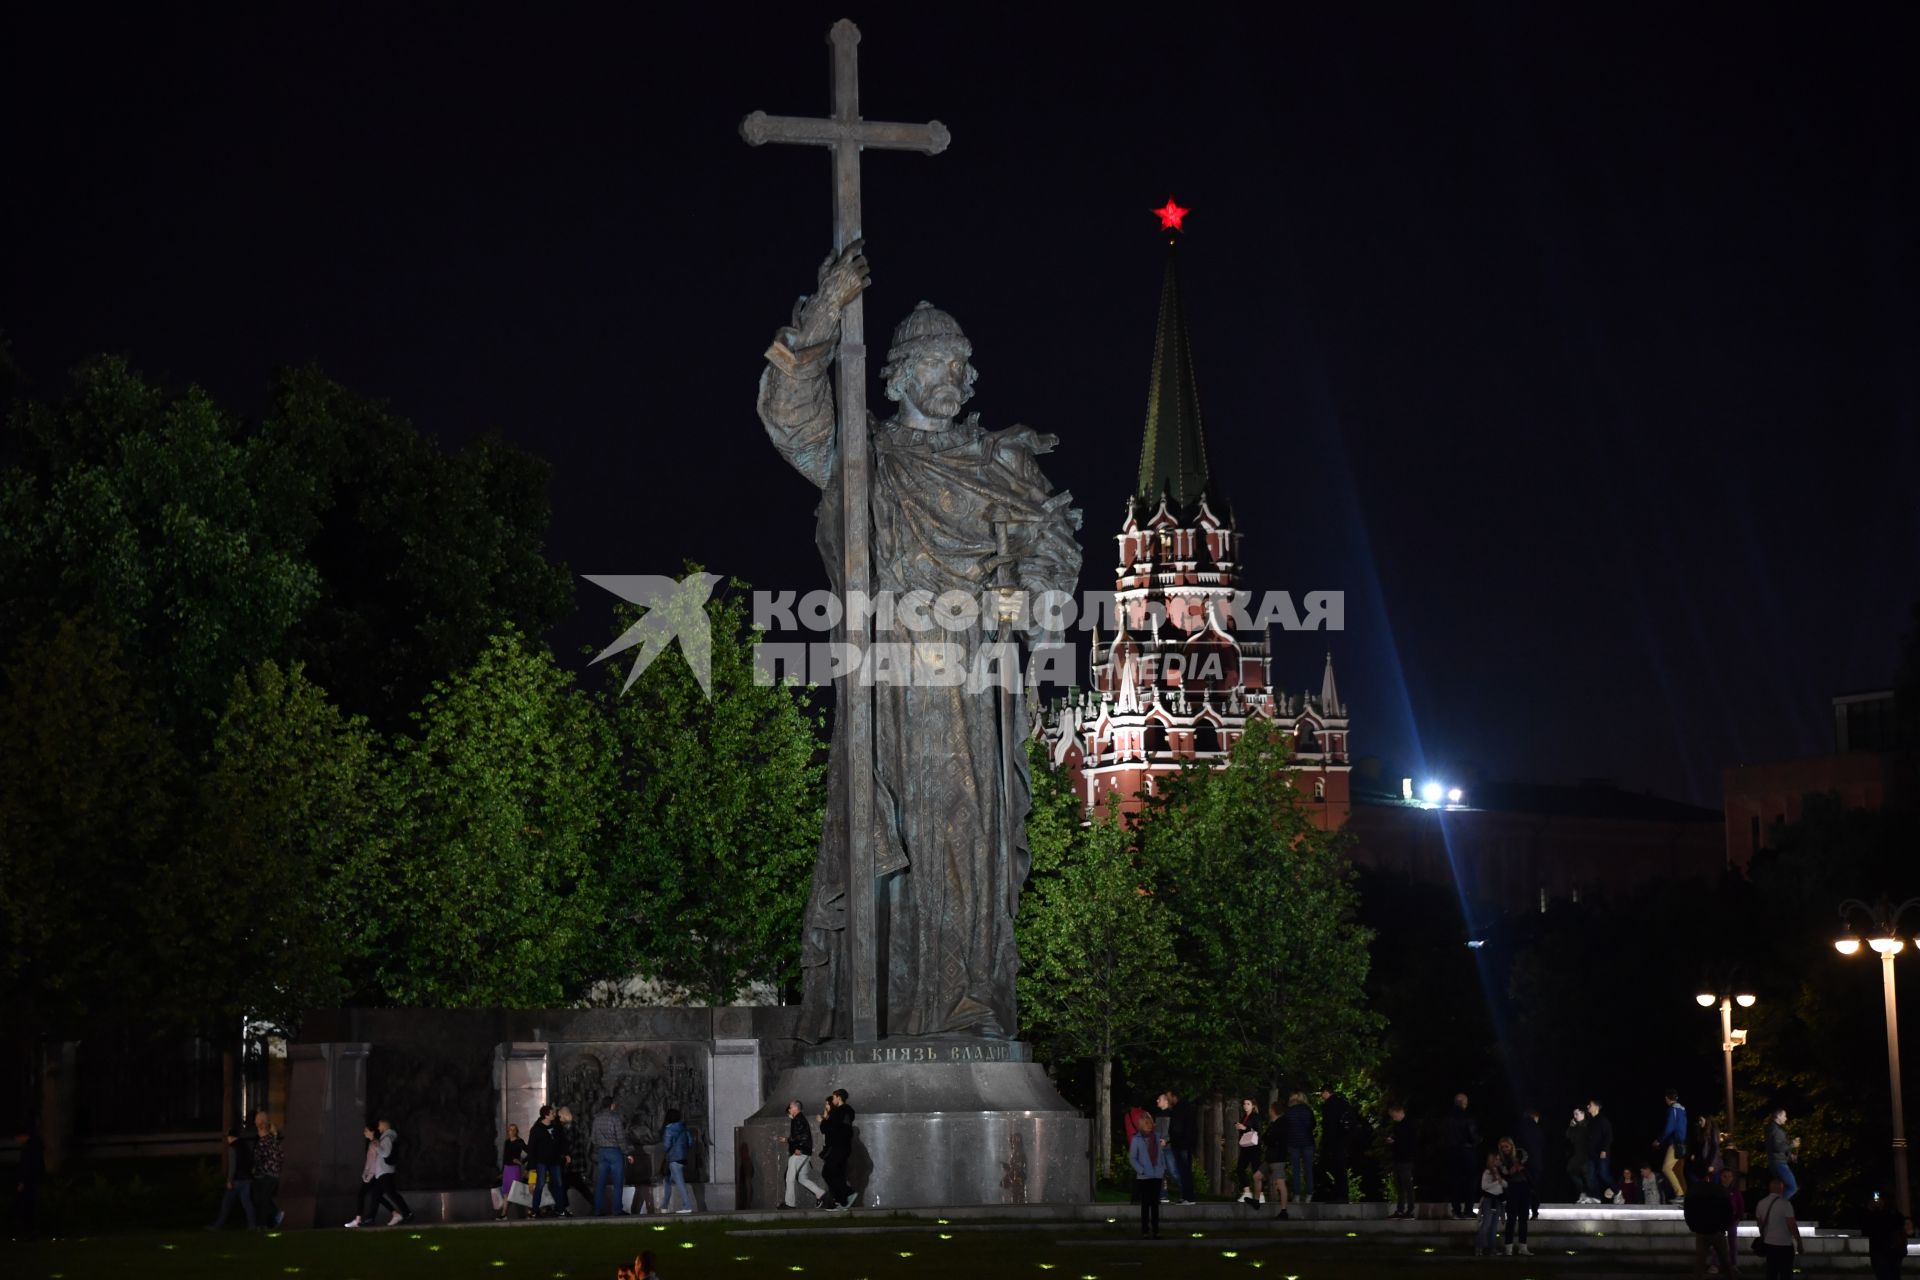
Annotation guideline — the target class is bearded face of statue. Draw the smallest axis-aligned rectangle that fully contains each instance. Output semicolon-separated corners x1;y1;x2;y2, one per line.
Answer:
886;340;975;427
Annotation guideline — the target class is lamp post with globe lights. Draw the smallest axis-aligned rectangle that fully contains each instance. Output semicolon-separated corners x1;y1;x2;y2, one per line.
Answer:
1694;989;1757;1152
1834;895;1920;1219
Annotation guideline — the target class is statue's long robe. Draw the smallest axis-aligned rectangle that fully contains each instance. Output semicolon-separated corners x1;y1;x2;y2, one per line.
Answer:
758;337;1079;1041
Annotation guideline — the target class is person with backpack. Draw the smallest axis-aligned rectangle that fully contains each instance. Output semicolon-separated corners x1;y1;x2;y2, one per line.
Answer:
1682;1164;1735;1277
660;1108;696;1213
528;1104;570;1218
344;1117;411;1227
1753;1174;1801;1280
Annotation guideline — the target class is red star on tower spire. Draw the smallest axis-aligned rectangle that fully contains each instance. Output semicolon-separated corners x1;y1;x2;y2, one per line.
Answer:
1151;197;1190;233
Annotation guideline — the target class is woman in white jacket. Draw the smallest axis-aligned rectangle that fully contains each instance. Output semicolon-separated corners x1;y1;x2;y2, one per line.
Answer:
344;1117;412;1227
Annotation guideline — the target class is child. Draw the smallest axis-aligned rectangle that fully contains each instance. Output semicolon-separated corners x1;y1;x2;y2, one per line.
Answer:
1639;1165;1660;1207
1475;1151;1507;1256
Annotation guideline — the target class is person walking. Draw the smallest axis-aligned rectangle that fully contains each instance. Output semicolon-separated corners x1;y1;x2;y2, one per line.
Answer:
1689;1113;1721;1186
1319;1086;1355;1204
590;1097;628;1216
1283;1092;1316;1206
1234;1097;1265;1205
1764;1109;1799;1201
208;1125;258;1231
556;1107;591;1210
1683;1165;1735;1278
251;1110;284;1228
1498;1136;1532;1256
1515;1107;1546;1221
1385;1103;1416;1219
660;1108;697;1214
528;1105;569;1219
1165;1089;1198;1205
344;1118;410;1227
1586;1099;1617;1203
1129;1112;1173;1239
1655;1090;1689;1203
1752;1174;1800;1280
1565;1106;1593;1204
1474;1150;1507;1255
1263;1100;1292;1220
497;1123;528;1219
1719;1167;1746;1266
1446;1093;1481;1218
780;1100;828;1210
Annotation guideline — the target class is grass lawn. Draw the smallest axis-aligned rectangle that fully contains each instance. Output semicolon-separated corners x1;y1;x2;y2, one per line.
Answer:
4;1217;1638;1280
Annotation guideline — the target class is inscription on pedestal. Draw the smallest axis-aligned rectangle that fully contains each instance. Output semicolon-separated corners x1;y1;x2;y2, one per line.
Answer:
797;1040;1032;1069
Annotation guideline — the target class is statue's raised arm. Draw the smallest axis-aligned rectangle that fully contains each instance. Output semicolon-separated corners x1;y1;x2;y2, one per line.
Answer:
756;241;870;489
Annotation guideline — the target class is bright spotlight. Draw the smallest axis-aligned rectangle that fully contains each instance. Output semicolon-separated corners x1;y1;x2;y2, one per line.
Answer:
1446;787;1463;804
1695;994;1717;1008
1837;936;1862;955
1421;781;1444;804
1736;993;1757;1008
1871;936;1906;955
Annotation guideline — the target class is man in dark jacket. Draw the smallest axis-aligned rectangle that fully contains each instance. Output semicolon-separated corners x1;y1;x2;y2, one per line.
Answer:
820;1090;857;1210
781;1099;827;1209
1386;1104;1417;1218
1861;1190;1911;1280
528;1105;570;1218
1586;1100;1616;1203
1445;1093;1480;1218
1319;1087;1355;1204
1682;1171;1734;1276
1164;1089;1199;1205
1514;1107;1546;1220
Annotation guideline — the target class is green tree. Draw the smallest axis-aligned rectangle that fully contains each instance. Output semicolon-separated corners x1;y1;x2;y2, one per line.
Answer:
1142;718;1382;1098
0;615;186;1034
596;580;826;1003
158;661;394;1031
266;366;574;731
0;359;318;733
370;630;614;1007
1017;739;1180;1172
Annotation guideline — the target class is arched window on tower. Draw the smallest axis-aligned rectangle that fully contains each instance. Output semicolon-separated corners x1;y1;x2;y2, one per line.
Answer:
1297;722;1320;753
1313;776;1326;801
1193;720;1221;754
1143;722;1168;756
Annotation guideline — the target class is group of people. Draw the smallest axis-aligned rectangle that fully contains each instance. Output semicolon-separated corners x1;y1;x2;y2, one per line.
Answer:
777;1090;858;1211
206;1109;286;1232
495;1099;701;1219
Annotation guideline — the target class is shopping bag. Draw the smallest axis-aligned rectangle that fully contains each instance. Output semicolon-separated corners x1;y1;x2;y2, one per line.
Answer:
507;1179;535;1209
490;1187;506;1214
622;1185;638;1214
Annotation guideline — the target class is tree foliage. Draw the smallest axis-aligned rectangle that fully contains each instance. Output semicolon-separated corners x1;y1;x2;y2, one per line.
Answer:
373;630;614;1007
1138;718;1382;1096
596;581;825;1004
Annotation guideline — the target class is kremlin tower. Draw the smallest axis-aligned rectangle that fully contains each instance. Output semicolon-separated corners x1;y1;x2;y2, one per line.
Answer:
1040;201;1351;828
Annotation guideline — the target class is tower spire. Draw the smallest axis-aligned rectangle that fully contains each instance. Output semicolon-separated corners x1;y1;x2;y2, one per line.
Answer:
1136;206;1210;508
1320;651;1342;716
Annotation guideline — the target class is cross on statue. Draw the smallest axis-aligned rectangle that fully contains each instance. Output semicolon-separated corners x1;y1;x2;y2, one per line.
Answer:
740;19;950;1044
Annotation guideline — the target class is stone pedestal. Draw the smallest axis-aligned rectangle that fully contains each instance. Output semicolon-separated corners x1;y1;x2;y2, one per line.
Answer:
736;1040;1087;1209
280;1042;371;1229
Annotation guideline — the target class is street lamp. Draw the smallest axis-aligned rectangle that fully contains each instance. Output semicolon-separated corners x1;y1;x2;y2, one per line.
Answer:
1834;895;1920;1220
1694;989;1756;1149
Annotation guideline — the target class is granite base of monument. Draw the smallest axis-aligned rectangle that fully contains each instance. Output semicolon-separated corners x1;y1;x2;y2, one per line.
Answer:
736;1040;1088;1209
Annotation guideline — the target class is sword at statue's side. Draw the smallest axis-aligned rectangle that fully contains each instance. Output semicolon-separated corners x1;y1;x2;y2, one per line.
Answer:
741;19;948;1044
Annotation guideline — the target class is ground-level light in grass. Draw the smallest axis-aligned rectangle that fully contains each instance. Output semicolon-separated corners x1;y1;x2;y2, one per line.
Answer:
492;1262;507;1268
1106;1217;1116;1224
266;1232;283;1239
1190;1232;1204;1238
653;1225;667;1232
160;1245;176;1251
428;1245;442;1252
1221;1251;1239;1258
939;1233;954;1239
410;1234;423;1240
899;1252;913;1259
938;1218;950;1224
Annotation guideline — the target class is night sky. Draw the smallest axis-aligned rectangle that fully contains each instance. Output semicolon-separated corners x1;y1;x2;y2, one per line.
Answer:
5;4;1916;807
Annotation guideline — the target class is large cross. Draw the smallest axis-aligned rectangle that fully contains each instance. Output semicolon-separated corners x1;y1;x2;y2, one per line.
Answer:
741;19;949;1044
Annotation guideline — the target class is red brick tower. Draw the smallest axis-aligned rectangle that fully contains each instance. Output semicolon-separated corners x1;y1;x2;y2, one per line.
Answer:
1040;205;1351;828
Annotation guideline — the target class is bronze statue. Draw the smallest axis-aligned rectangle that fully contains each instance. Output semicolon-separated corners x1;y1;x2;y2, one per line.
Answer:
757;242;1081;1041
